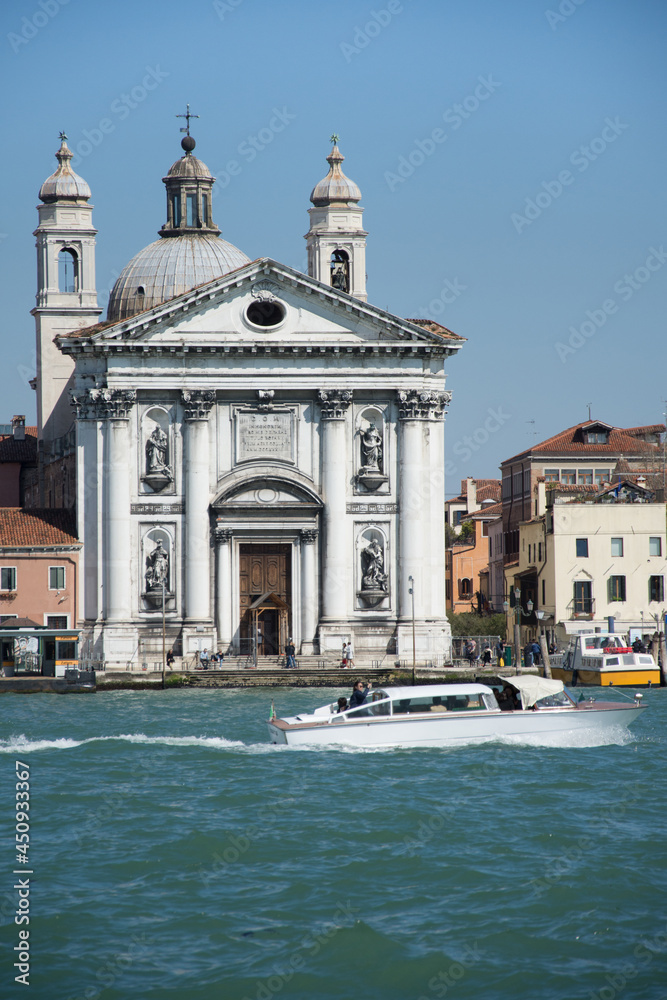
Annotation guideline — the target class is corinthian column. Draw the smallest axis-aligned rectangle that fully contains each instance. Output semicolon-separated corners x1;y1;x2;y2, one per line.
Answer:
396;390;449;622
100;389;135;621
300;529;319;653
182;390;215;620
214;526;233;651
318;390;352;621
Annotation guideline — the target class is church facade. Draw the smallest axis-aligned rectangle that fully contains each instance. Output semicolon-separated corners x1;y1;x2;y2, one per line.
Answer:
34;130;463;667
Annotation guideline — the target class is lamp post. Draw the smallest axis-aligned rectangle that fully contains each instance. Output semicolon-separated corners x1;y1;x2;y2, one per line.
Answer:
408;575;416;684
161;577;166;690
513;587;533;670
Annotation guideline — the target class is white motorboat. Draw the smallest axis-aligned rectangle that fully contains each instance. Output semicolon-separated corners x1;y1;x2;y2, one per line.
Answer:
266;678;646;747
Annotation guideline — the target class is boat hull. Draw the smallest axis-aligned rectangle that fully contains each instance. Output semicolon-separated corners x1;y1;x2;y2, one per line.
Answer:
551;666;661;687
267;703;645;747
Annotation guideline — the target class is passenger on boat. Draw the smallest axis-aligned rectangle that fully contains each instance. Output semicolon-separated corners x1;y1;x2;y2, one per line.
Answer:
498;687;520;710
337;697;348;713
349;680;372;711
632;637;646;654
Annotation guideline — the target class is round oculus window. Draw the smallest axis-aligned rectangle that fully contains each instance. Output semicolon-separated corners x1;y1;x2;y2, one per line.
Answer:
245;299;286;328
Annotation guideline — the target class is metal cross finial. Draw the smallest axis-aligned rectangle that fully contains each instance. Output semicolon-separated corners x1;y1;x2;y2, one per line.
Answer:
176;104;200;136
59;131;68;142
329;133;339;145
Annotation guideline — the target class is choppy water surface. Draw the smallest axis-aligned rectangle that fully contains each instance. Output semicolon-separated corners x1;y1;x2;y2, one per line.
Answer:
2;686;666;1000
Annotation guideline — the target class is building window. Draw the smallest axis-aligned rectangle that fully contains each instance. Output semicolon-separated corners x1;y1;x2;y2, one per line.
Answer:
58;248;79;293
594;469;611;485
576;538;589;558
171;194;181;227
459;578;472;598
524;470;531;493
578;469;593;484
49;566;65;590
542;579;546;604
561;470;576;485
611;537;624;557
538;542;542;562
608;576;626;602
573;581;593;614
585;430;608;444
649;537;662;557
502;477;511;499
1;567;16;590
513;472;523;495
46;615;68;629
186;193;197;226
544;469;559;483
649;576;664;602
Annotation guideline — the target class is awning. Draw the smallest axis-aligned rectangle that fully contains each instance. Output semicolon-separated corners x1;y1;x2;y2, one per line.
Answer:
499;674;565;708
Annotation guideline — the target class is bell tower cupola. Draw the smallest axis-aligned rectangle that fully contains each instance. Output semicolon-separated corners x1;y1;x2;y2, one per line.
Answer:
305;136;367;302
32;133;101;444
159;109;220;238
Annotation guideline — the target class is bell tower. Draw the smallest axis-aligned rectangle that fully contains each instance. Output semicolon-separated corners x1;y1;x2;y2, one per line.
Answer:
32;134;101;446
305;137;367;302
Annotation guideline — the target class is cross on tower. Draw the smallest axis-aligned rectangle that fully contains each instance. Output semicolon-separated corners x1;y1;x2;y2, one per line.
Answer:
176;104;200;136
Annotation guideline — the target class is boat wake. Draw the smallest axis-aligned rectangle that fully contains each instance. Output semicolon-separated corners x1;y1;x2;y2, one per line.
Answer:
0;733;245;754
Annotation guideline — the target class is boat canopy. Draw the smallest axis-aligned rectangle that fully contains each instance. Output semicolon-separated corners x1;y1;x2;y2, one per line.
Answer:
500;675;565;708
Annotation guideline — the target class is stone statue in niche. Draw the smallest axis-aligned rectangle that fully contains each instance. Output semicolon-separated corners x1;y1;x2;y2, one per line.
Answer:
146;426;169;474
360;538;388;593
145;539;169;591
142;422;173;492
360;423;383;473
356;419;388;492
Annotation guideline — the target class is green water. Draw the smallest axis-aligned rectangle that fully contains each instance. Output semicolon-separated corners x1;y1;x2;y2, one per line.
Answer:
1;686;666;1000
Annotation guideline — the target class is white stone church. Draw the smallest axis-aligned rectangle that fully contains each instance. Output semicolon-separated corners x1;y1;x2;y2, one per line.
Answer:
33;127;463;667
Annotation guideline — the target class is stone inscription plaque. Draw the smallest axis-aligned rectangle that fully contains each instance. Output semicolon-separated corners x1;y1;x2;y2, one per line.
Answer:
237;411;294;463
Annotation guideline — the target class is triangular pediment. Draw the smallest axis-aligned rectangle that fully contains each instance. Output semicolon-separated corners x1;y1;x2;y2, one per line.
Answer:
57;258;464;355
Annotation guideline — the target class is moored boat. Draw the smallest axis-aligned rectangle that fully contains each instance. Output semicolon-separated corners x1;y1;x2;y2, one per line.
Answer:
550;632;660;687
266;678;646;747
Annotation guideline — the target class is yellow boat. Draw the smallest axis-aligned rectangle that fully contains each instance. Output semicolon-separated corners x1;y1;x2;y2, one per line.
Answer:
550;633;661;687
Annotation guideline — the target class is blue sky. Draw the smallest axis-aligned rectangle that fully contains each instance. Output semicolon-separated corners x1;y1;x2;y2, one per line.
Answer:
2;0;665;494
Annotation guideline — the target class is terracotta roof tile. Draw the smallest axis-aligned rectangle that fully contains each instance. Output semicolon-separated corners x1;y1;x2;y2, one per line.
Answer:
0;429;37;464
0;508;79;547
502;422;664;465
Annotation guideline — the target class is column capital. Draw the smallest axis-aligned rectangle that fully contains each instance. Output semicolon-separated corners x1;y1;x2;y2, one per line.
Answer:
299;528;319;544
317;389;352;420
181;389;215;421
214;525;233;543
72;387;136;420
396;389;451;421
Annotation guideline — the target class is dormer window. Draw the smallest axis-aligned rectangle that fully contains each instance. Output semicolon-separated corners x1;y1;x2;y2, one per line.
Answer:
585;430;608;444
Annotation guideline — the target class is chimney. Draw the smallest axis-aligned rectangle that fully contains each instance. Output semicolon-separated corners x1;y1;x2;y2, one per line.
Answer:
11;415;25;441
466;477;479;513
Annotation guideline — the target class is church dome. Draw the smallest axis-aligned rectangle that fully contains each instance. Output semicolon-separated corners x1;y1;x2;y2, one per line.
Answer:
107;234;250;321
107;129;250;322
310;144;361;206
164;154;213;179
39;135;91;203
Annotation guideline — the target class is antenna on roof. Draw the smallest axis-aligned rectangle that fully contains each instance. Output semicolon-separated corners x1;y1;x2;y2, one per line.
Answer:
586;402;592;421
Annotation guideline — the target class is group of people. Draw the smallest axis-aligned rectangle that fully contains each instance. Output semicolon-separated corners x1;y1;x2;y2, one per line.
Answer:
198;648;224;669
336;678;372;714
464;639;495;666
341;642;354;668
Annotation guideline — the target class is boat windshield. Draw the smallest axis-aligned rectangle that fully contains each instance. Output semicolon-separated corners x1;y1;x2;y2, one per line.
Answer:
534;690;576;708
